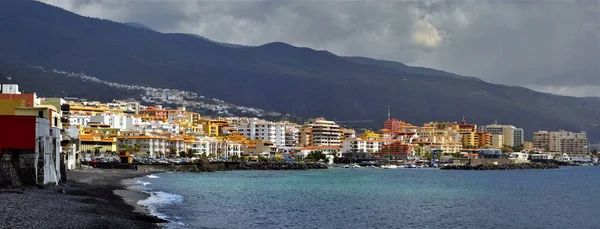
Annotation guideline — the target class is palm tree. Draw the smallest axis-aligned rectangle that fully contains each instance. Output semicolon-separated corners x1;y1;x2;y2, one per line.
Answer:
216;148;223;158
133;144;141;157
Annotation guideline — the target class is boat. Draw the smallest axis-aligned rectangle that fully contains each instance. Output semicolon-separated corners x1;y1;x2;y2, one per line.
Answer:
405;164;417;168
352;164;361;168
381;164;398;169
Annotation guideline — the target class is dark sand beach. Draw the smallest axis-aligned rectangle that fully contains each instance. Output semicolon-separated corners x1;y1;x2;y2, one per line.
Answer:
0;169;166;229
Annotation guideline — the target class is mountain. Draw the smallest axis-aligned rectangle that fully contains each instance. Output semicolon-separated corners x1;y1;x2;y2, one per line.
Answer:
184;33;247;48
124;22;156;32
1;0;599;141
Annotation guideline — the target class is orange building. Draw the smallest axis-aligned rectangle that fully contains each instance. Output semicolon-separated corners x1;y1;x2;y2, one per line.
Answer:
383;119;404;133
476;131;492;148
140;106;168;119
0;93;37;107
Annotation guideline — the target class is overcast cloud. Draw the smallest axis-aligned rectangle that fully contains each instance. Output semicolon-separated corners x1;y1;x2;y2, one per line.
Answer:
41;0;600;97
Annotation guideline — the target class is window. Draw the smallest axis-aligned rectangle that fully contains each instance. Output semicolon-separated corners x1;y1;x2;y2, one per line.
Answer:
38;111;44;118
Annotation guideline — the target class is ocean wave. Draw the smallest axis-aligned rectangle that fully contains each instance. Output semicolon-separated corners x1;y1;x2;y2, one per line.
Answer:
147;174;161;179
138;191;184;220
136;180;151;186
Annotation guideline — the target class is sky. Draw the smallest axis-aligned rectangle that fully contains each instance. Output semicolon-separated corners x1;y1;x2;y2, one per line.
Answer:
41;0;600;97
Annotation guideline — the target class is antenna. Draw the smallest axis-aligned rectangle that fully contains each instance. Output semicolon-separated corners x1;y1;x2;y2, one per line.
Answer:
387;104;391;120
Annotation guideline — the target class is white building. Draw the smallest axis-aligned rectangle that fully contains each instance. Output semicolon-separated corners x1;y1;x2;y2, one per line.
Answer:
342;138;393;153
35;118;62;186
89;114;142;131
1;84;21;94
310;118;342;146
479;123;518;147
285;126;300;147
186;137;214;155
117;134;168;158
238;118;287;147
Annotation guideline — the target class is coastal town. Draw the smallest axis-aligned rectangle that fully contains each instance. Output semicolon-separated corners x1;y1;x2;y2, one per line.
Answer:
1;83;599;186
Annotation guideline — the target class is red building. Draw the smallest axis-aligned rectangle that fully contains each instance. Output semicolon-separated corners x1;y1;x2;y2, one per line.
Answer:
383;119;403;133
140;106;168;119
0;115;36;154
379;141;412;155
459;120;477;132
0;94;37;107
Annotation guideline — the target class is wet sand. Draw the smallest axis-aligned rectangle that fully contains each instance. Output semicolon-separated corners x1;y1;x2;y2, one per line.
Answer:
0;169;166;229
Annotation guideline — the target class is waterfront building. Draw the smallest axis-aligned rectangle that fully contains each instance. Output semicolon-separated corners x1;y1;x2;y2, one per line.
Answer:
474;131;491;148
310;118;342;146
342;138;394;153
285;127;300;147
79;124;119;154
458;119;477;148
237;118;287;147
295;145;342;158
0;115;62;186
243;141;277;157
479;123;523;147
117;133;168;158
491;134;503;148
379;141;412;159
533;130;588;155
298;127;312;147
514;128;524;147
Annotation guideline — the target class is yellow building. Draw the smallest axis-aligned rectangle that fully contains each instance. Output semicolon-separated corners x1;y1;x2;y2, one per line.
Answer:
79;124;120;154
68;102;124;116
361;130;381;140
491;134;504;148
0;100;26;115
199;120;220;137
222;132;249;144
458;121;477;148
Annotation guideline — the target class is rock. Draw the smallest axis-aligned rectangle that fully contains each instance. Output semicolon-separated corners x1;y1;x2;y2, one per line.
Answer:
236;162;328;170
440;163;560;170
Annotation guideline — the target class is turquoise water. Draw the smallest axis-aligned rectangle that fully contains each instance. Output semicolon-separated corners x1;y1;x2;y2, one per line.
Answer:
137;167;600;229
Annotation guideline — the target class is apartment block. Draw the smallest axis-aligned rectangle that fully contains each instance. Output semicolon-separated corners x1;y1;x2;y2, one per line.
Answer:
238;118;287;147
479;123;519;147
310;118;342;146
533;130;588;155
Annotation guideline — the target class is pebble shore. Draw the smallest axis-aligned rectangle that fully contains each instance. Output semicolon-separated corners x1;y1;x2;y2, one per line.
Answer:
0;169;166;229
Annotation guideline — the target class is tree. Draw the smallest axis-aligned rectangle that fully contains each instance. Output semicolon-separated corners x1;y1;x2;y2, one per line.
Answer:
216;148;223;158
512;145;524;152
179;151;186;158
230;155;240;161
133;144;141;157
169;147;177;158
305;151;327;162
257;155;269;162
501;145;514;153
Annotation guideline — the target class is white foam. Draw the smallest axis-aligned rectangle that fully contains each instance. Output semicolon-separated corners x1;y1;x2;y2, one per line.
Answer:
147;174;161;179
138;191;184;220
136;180;151;186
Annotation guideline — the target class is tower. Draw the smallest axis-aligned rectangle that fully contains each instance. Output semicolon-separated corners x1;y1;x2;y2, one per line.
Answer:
387;105;391;120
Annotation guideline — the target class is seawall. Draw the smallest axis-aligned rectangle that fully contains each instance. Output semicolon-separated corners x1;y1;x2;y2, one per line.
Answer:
441;163;559;170
87;161;327;172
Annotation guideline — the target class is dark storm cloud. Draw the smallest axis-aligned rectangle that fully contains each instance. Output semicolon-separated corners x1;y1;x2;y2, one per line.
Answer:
40;0;600;96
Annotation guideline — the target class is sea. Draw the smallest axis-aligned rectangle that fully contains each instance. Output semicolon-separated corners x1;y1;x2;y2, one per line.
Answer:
135;167;600;229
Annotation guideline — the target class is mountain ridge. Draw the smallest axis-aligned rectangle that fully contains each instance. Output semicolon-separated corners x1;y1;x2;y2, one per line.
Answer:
1;0;599;141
